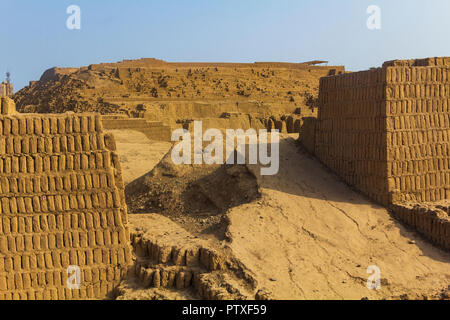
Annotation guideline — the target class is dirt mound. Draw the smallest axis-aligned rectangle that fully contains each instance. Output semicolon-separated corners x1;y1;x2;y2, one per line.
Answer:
125;148;260;238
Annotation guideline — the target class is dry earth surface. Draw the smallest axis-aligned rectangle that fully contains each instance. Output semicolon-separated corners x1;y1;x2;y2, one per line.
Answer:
112;130;450;300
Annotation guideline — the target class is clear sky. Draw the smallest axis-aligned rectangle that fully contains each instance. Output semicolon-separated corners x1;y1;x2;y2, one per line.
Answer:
1;0;449;90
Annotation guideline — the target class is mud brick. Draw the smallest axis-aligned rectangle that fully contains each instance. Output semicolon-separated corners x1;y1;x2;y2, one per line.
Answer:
73;116;81;133
98;192;107;208
80;116;89;133
75;135;83;152
89;134;98;151
102;151;111;169
70;230;80;249
69;250;78;266
88;230;96;247
80;232;88;248
74;154;81;170
41;118;50;135
102;249;110;265
81;154;89;170
77;212;86;230
16;235;24;252
67;136;75;152
77;249;86;266
9;198;18;214
81;135;90;151
0;236;7;254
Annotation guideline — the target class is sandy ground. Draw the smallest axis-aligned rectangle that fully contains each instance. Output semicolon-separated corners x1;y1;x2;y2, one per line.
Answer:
227;136;450;299
113;130;450;300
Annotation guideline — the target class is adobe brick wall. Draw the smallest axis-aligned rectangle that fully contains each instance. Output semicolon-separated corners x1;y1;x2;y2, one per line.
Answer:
390;201;450;250
298;117;317;154
0;98;132;300
312;58;450;250
0;82;14;98
385;65;450;203
315;69;388;205
101;116;172;142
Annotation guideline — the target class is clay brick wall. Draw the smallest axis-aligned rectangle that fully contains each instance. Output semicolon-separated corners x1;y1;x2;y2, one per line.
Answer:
298;117;317;154
385;66;450;203
0;82;14;97
101;116;172;141
315;69;388;205
314;58;450;250
390;202;450;250
315;60;450;206
0;98;132;300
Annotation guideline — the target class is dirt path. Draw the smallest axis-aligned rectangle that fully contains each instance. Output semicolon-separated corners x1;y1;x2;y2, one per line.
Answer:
226;135;450;300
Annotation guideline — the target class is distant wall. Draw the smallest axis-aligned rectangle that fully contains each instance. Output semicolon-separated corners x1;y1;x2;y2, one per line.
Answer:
298;117;317;154
101;116;172;142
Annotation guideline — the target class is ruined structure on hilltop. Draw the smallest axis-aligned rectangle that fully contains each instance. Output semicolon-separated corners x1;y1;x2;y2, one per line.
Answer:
0;97;132;300
300;57;450;250
0;73;13;98
0;83;13;97
13;59;344;141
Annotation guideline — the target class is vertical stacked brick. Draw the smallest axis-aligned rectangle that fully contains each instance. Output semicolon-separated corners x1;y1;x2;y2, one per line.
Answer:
385;63;450;203
313;57;450;250
390;202;450;250
0;98;132;300
315;69;389;205
0;82;14;97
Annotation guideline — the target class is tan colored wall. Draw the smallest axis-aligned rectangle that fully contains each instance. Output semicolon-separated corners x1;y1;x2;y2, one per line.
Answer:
0;83;14;98
298;117;316;154
390;202;450;250
313;58;450;249
315;69;388;205
385;66;450;203
315;60;450;207
0;98;132;300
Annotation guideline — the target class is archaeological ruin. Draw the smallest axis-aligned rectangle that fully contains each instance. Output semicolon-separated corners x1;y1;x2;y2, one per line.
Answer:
13;59;344;140
0;82;13;98
0;97;132;300
300;57;450;250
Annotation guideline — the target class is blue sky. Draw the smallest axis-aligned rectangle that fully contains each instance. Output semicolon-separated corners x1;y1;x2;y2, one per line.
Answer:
1;0;449;90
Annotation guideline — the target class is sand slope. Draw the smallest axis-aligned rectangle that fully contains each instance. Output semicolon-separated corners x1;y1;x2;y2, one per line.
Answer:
226;136;450;299
115;130;449;299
